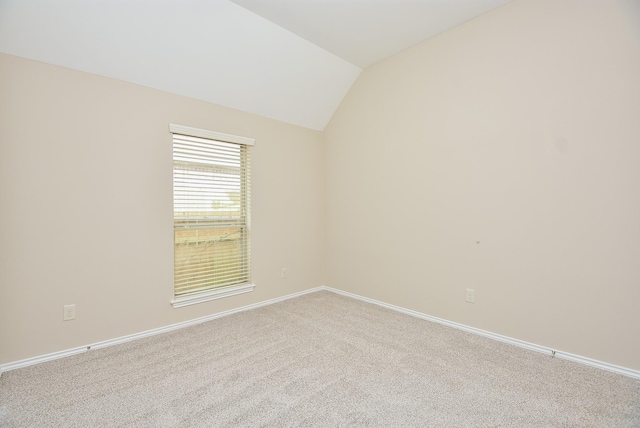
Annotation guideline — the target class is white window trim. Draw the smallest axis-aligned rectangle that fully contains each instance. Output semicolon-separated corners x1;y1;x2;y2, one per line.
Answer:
169;123;255;146
169;123;255;308
171;283;256;308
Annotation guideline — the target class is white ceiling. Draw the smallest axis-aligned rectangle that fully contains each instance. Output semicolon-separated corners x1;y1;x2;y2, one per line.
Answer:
231;0;514;69
0;0;513;131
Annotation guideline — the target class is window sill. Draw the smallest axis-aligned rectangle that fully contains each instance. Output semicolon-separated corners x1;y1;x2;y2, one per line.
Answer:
171;283;255;308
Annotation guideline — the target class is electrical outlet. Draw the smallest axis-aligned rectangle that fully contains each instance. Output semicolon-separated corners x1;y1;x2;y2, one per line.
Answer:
63;304;76;321
281;268;288;278
465;289;475;303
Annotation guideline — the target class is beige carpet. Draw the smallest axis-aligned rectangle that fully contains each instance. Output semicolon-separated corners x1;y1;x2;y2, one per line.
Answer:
1;290;639;427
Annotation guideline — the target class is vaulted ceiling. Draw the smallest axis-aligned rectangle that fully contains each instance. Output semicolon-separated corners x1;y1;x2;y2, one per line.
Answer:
0;0;513;130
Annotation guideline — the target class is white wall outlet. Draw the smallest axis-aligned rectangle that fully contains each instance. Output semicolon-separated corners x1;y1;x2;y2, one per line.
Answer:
281;268;288;278
465;289;475;303
63;304;76;321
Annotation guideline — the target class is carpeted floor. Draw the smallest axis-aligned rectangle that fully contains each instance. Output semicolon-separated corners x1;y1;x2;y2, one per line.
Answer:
1;290;639;427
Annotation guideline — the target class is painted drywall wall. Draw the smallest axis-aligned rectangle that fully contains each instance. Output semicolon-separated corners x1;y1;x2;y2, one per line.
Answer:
323;0;640;370
0;53;324;365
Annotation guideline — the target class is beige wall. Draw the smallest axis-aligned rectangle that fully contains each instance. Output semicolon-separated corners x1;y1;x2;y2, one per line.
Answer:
324;0;640;370
0;53;324;365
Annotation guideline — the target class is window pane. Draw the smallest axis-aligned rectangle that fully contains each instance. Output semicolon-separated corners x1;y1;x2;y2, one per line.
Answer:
172;131;251;298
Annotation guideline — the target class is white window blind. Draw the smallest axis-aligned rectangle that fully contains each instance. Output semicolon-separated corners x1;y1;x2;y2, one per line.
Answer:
171;125;252;299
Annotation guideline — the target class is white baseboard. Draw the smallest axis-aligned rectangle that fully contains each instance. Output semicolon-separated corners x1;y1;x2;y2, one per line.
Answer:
0;346;90;373
323;286;640;380
0;286;324;375
3;285;638;381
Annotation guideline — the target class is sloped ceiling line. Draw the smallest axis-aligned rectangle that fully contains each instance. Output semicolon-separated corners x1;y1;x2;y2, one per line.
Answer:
0;0;513;131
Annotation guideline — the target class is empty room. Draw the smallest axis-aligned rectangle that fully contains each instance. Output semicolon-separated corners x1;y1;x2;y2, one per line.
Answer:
1;0;639;426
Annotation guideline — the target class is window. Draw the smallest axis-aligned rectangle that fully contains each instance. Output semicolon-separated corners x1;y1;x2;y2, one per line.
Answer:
169;124;254;308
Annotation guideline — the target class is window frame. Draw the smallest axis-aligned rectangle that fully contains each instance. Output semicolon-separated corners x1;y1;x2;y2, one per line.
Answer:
169;124;255;308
